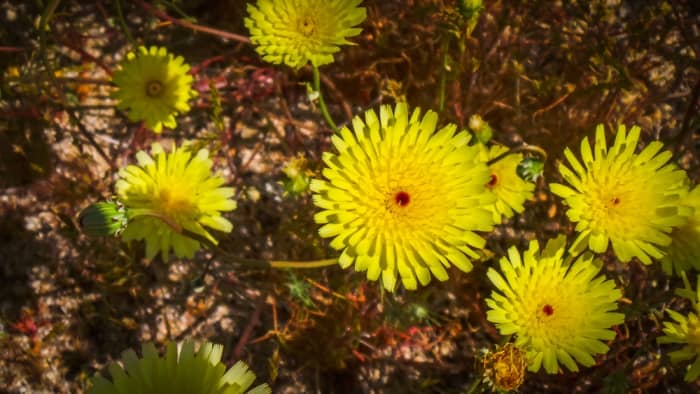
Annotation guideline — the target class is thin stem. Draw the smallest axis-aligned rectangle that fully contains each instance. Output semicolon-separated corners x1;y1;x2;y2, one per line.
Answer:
312;65;338;131
115;0;136;48
486;144;547;166
438;38;448;112
465;378;482;394
132;211;339;269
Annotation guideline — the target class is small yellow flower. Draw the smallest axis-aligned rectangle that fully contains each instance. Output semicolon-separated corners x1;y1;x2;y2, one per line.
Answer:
245;0;366;69
661;185;700;275
88;341;271;394
658;275;700;382
486;236;625;373
479;144;535;224
550;124;690;264
311;103;495;291
116;143;236;260
112;46;197;133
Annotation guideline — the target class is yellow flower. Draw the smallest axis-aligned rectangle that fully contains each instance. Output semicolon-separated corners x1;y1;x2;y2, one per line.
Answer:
245;0;366;69
658;275;700;382
479;144;535;224
88;341;271;394
116;143;236;260
311;103;495;291
661;185;700;275
550;124;690;264
486;236;625;373
112;46;196;133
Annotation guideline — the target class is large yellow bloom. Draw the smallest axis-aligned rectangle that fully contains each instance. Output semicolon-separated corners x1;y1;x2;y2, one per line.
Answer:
88;341;270;394
658;275;700;382
245;0;366;69
116;143;236;260
550;124;689;264
311;103;495;291
479;144;535;224
486;236;625;374
661;185;700;275
112;46;196;133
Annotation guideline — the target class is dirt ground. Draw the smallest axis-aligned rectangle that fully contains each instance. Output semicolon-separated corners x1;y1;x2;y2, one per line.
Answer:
1;0;700;393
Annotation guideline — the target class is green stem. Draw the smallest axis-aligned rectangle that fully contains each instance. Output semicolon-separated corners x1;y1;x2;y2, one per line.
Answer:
132;211;339;269
465;378;482;394
115;0;136;48
312;65;338;131
486;144;547;166
438;39;449;113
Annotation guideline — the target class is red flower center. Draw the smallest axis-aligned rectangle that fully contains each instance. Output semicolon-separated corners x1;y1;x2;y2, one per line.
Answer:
395;191;410;207
487;174;498;187
542;304;554;316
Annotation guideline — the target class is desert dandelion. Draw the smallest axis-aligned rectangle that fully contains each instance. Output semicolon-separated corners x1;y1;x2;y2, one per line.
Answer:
112;46;196;133
486;236;625;373
550;124;689;264
116;142;236;260
311;103;495;291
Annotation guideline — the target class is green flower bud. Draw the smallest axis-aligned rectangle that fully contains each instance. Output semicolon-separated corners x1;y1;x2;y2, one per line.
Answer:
78;201;128;237
282;154;311;195
516;157;545;182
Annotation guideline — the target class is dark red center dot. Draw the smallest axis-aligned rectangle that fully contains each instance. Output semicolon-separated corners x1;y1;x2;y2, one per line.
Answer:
542;304;554;316
611;197;620;205
395;191;410;207
487;174;498;187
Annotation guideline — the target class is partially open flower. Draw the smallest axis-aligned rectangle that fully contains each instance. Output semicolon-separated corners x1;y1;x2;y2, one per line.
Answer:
479;144;535;224
661;185;700;275
245;0;366;69
88;341;271;394
116;143;236;260
79;200;128;237
658;275;700;382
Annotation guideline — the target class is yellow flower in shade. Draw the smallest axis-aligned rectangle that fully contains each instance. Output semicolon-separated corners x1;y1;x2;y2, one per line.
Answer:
481;343;528;391
658;275;700;381
661;185;700;275
311;103;495;291
116;143;236;260
550;124;690;264
244;0;366;69
88;341;271;394
112;46;196;133
486;236;625;373
479;144;535;224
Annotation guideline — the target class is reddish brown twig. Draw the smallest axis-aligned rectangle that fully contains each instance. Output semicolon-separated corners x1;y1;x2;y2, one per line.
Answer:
135;0;250;44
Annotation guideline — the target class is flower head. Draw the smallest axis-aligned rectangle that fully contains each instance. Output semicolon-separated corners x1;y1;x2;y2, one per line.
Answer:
479;145;535;224
116;142;236;260
311;103;495;291
88;341;271;394
486;236;625;373
112;46;196;133
658;275;700;381
550;124;690;264
661;185;700;275
245;0;366;69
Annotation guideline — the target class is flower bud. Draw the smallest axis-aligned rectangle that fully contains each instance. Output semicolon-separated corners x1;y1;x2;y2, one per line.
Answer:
78;201;128;237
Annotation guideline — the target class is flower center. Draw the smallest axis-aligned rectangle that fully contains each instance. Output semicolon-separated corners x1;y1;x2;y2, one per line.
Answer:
394;191;410;207
298;16;316;37
146;80;164;97
542;304;554;316
158;186;197;218
487;174;498;188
